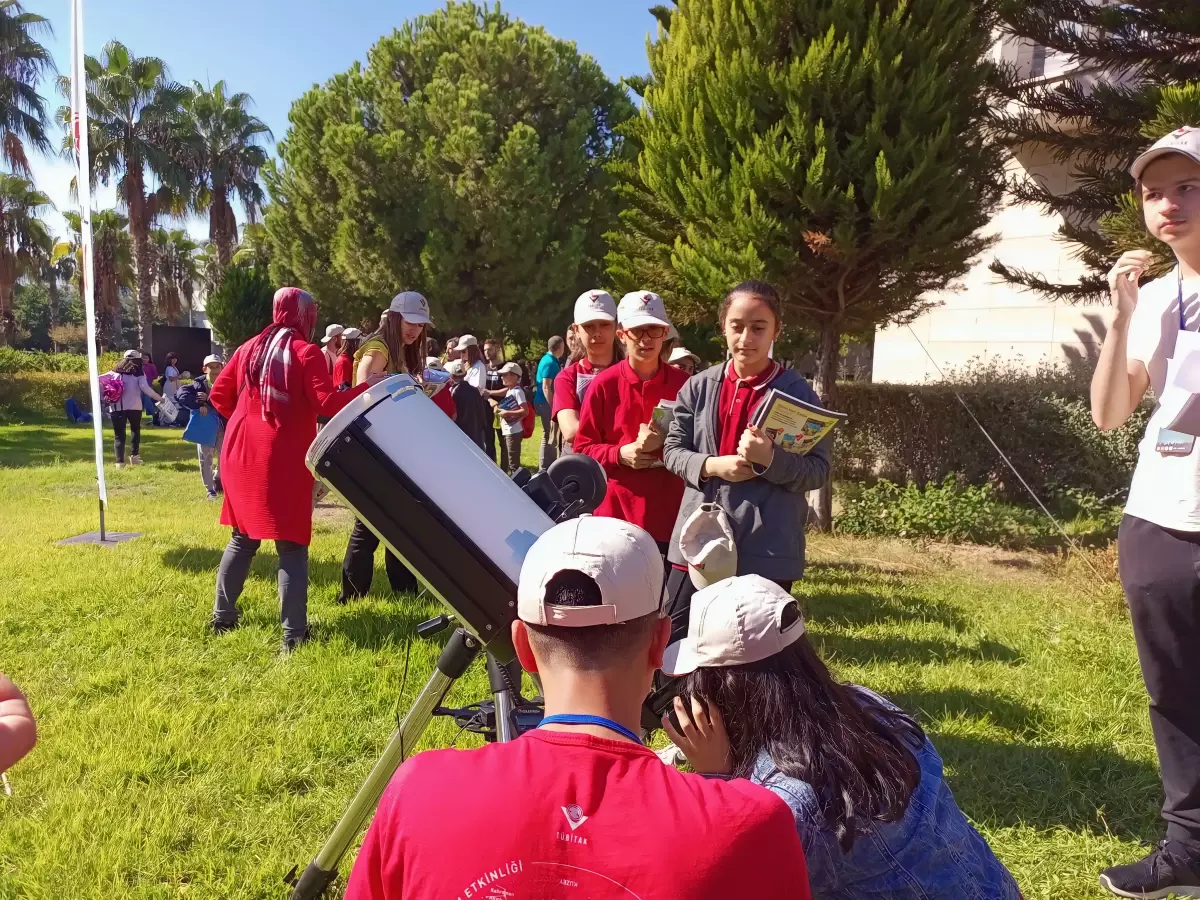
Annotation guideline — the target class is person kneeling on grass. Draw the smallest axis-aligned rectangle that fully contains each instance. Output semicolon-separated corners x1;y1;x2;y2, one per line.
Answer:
345;517;811;900
662;575;1021;900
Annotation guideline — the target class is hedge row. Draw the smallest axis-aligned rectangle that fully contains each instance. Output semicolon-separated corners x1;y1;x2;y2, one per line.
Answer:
832;380;1149;499
0;373;92;420
0;348;121;374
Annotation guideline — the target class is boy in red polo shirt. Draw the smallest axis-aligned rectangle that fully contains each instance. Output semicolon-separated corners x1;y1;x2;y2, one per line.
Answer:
574;291;689;551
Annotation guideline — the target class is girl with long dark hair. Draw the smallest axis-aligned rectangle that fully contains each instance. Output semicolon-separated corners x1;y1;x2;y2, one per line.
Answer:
334;327;362;389
106;350;163;467
339;291;455;604
208;287;379;652
663;575;1022;899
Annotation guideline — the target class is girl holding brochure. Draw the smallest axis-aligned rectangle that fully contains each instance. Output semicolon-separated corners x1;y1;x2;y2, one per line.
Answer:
662;280;832;625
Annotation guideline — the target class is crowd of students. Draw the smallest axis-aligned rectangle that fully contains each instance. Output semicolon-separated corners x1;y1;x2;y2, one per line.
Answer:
45;127;1198;899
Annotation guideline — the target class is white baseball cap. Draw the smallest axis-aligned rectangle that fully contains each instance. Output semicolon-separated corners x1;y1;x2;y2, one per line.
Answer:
499;361;522;376
445;359;466;377
321;324;344;343
123;349;141;359
678;503;737;589
518;517;664;627
342;327;362;340
1132;127;1200;181
202;354;224;367
617;291;671;330
457;334;479;348
574;290;617;325
662;575;805;676
389;291;433;325
425;356;444;370
669;346;701;367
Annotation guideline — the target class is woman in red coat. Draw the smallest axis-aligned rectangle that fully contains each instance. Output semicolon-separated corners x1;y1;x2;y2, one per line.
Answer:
208;287;379;652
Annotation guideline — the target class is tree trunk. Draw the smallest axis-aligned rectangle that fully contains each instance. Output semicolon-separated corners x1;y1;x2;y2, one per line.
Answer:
0;253;15;346
47;275;59;350
132;218;155;356
211;188;233;268
808;320;841;531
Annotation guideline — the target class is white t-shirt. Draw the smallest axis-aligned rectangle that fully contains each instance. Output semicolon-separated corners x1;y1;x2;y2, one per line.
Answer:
1125;267;1200;530
465;359;488;394
500;386;527;436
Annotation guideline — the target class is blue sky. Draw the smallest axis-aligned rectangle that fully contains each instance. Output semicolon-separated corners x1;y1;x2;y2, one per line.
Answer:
29;0;658;238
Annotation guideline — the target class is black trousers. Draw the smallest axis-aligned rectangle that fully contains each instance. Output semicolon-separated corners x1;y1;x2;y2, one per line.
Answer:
111;409;142;462
340;519;418;600
1118;514;1200;853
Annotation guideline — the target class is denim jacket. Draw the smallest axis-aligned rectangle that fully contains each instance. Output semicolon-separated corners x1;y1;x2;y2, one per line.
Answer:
752;688;1020;899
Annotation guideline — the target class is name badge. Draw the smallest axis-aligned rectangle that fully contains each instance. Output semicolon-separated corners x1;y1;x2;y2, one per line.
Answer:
1156;427;1196;456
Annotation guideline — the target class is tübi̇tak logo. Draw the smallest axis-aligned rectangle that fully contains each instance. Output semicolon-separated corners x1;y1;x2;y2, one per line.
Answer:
561;804;588;831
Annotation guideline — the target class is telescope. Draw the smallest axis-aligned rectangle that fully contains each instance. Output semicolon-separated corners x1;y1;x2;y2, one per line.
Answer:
285;374;607;899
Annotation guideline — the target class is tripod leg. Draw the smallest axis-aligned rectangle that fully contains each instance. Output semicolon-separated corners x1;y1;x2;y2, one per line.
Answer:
486;655;523;743
288;629;482;900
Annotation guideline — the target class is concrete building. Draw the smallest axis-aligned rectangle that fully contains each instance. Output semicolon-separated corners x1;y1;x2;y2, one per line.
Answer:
873;33;1113;383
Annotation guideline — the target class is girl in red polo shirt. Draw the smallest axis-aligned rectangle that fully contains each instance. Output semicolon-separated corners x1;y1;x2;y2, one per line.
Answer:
661;280;832;628
574;291;689;553
553;290;623;454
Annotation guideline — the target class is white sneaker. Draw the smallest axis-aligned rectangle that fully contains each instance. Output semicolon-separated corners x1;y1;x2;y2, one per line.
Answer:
115;462;125;469
130;455;143;466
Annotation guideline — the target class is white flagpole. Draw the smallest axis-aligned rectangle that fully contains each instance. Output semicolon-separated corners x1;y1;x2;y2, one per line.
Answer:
71;0;108;537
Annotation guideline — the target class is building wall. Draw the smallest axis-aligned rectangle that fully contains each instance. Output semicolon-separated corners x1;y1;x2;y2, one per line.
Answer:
872;34;1112;384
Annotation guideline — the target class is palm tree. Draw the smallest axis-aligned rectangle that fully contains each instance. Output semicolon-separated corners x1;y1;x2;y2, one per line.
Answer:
59;40;189;357
232;220;270;269
64;208;133;349
0;1;53;174
0;173;49;343
150;227;199;323
182;81;271;267
33;236;72;344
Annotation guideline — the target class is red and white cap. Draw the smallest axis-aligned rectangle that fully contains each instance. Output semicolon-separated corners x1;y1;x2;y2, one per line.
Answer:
1132;127;1200;181
389;291;433;325
661;575;805;675
517;517;664;627
617;291;671;330
574;290;617;325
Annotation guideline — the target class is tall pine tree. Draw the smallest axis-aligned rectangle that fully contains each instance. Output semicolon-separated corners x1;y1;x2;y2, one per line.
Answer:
992;2;1200;298
607;0;1004;525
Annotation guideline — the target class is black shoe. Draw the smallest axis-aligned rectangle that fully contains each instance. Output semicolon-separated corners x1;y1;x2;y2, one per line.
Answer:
280;628;311;655
209;618;237;636
1100;841;1200;899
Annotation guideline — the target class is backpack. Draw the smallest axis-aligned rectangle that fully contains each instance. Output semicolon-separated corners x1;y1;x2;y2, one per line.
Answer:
98;372;124;405
521;400;535;440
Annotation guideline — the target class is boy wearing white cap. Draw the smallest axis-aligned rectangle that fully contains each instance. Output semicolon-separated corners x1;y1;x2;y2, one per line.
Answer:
175;354;226;499
661;576;1020;900
1091;126;1200;897
574;291;690;552
345;518;811;900
321;324;345;375
553;290;621;454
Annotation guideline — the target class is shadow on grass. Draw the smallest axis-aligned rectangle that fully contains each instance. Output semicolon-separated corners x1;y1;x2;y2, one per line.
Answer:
935;733;1162;841
800;579;970;634
0;420;197;468
814;631;1021;665
163;545;349;589
888;687;1047;738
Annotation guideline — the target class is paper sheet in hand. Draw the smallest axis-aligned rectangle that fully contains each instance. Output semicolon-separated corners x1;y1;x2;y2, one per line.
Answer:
1162;333;1200;437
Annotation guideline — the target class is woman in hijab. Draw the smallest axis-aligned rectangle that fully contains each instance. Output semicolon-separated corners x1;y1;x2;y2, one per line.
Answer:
208;287;383;652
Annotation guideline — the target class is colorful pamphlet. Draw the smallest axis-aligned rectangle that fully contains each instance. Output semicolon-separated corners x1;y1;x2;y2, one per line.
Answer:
749;389;844;455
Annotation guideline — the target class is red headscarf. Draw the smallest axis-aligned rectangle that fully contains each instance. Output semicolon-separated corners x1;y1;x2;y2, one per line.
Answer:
245;287;318;425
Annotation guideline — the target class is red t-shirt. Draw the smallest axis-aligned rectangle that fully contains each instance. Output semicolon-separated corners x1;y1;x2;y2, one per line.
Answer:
430;383;456;420
334;354;355;388
716;360;784;456
573;361;690;543
345;730;811;900
551;358;606;420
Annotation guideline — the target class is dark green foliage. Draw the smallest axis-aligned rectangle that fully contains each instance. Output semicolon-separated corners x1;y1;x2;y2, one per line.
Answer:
0;372;91;421
0;348;118;373
607;0;1005;400
992;3;1200;299
204;266;273;348
265;1;635;344
834;363;1147;500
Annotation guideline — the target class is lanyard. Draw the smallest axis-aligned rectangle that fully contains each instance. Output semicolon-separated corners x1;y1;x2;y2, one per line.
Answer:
1180;269;1188;333
538;714;643;745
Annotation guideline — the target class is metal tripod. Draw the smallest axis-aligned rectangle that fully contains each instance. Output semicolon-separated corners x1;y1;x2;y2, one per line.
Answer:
284;621;541;899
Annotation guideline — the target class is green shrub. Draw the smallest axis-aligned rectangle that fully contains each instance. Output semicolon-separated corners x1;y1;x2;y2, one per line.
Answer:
0;372;92;421
0;347;121;374
834;476;1122;549
834;361;1148;499
205;266;273;347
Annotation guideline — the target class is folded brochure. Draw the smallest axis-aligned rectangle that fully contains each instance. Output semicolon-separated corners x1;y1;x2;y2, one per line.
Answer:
750;389;843;455
421;367;451;398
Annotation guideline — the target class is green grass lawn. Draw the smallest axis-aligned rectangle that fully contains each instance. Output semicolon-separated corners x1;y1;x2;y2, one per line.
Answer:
0;417;1163;899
